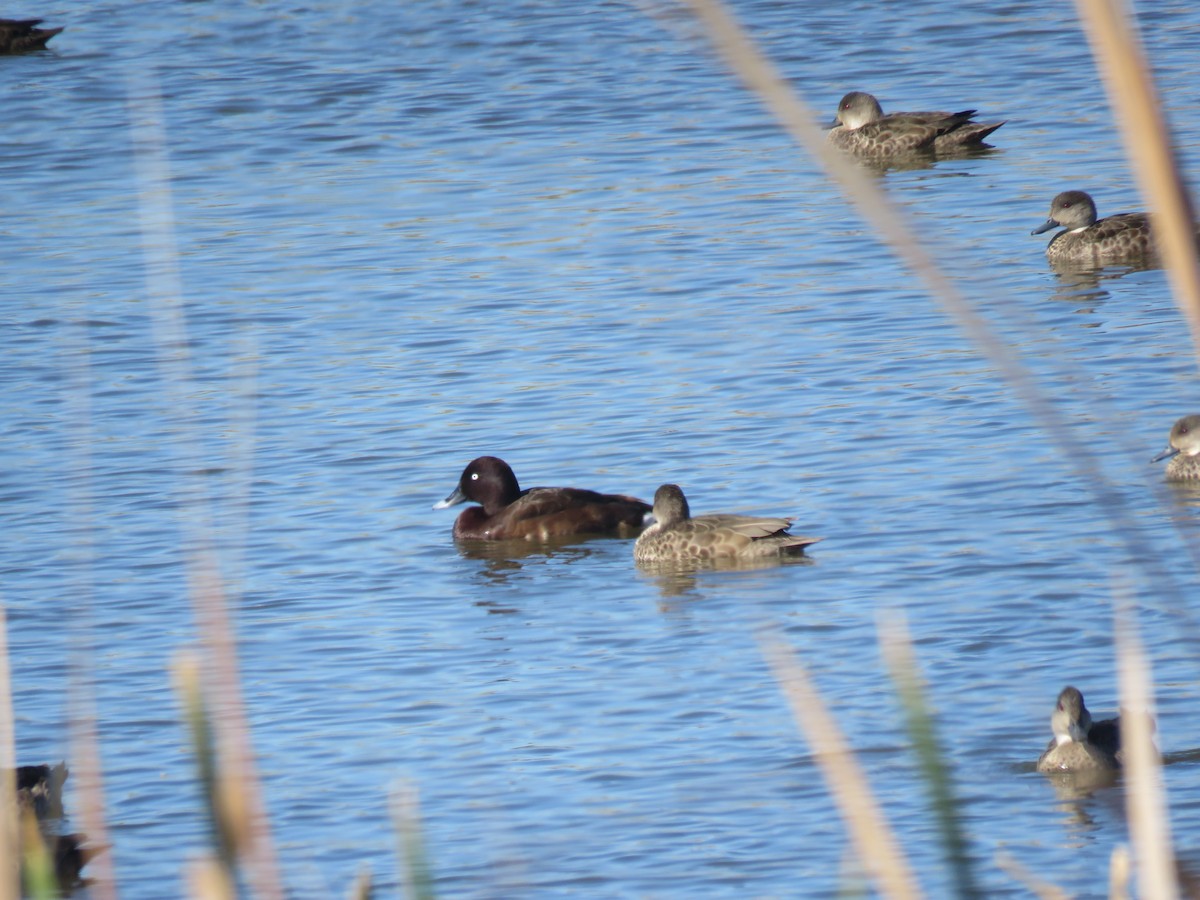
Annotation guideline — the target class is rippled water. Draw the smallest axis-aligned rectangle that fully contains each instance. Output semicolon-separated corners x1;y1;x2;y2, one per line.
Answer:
5;1;1200;896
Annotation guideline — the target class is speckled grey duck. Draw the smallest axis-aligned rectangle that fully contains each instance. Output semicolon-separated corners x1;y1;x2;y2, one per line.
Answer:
0;18;63;53
633;483;821;562
828;91;1004;160
1030;190;1182;267
1036;686;1121;774
434;456;650;541
1152;414;1200;481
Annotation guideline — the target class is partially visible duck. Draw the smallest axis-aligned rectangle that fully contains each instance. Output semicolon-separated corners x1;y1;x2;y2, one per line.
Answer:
828;91;1003;160
1036;686;1120;774
14;762;67;820
0;18;63;53
433;456;650;541
26;832;105;891
633;483;821;563
1152;415;1200;481
10;763;103;888
1030;190;1184;267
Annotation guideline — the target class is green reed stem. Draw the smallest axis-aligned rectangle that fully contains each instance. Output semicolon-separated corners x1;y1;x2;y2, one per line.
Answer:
882;619;979;900
175;656;237;883
392;784;436;900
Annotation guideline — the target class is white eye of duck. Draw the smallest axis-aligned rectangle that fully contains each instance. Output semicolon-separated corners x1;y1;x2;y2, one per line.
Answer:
471;473;479;481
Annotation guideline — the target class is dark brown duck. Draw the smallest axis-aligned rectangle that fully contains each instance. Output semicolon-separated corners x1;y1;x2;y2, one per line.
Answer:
433;456;650;541
14;762;67;820
0;18;63;53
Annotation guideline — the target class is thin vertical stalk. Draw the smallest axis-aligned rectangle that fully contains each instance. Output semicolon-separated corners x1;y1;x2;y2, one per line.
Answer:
0;606;18;900
1075;0;1200;351
881;618;978;899
1114;605;1176;900
128;74;282;900
763;636;921;900
68;683;116;900
392;784;436;900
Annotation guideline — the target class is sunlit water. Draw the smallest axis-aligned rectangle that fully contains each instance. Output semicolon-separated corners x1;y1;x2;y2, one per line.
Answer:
4;1;1200;896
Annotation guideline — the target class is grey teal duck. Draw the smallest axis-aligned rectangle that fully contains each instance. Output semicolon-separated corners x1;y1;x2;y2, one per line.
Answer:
1152;415;1200;481
1031;190;1176;267
828;91;1003;160
1036;686;1121;774
633;483;821;562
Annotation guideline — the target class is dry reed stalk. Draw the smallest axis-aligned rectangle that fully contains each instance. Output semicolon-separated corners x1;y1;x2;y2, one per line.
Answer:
1110;845;1132;900
1114;606;1176;900
347;868;373;900
762;636;921;900
0;606;18;900
1074;0;1200;349
129;76;283;900
187;856;236;900
68;684;117;899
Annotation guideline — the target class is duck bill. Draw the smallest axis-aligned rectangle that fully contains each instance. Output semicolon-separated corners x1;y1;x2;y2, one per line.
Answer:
1151;446;1181;464
1031;218;1060;235
432;485;467;510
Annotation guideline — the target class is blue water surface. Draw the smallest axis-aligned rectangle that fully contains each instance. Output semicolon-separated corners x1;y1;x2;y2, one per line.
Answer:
3;1;1200;896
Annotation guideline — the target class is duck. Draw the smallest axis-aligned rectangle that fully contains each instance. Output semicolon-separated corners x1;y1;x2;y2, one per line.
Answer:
0;18;63;53
1030;190;1175;267
22;831;105;891
633;483;821;563
1036;686;1121;774
433;456;650;541
14;762;67;820
49;833;105;889
10;764;103;888
827;91;1003;160
1152;415;1200;481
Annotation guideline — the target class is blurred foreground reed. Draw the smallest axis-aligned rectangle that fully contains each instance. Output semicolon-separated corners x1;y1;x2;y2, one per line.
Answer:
4;0;1198;895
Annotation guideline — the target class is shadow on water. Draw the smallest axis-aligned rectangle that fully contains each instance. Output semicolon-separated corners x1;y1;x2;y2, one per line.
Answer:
1033;750;1200;839
1005;760;1124;829
451;535;634;599
634;554;817;600
1044;263;1158;310
848;144;1003;176
1162;481;1200;509
1013;744;1200;815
